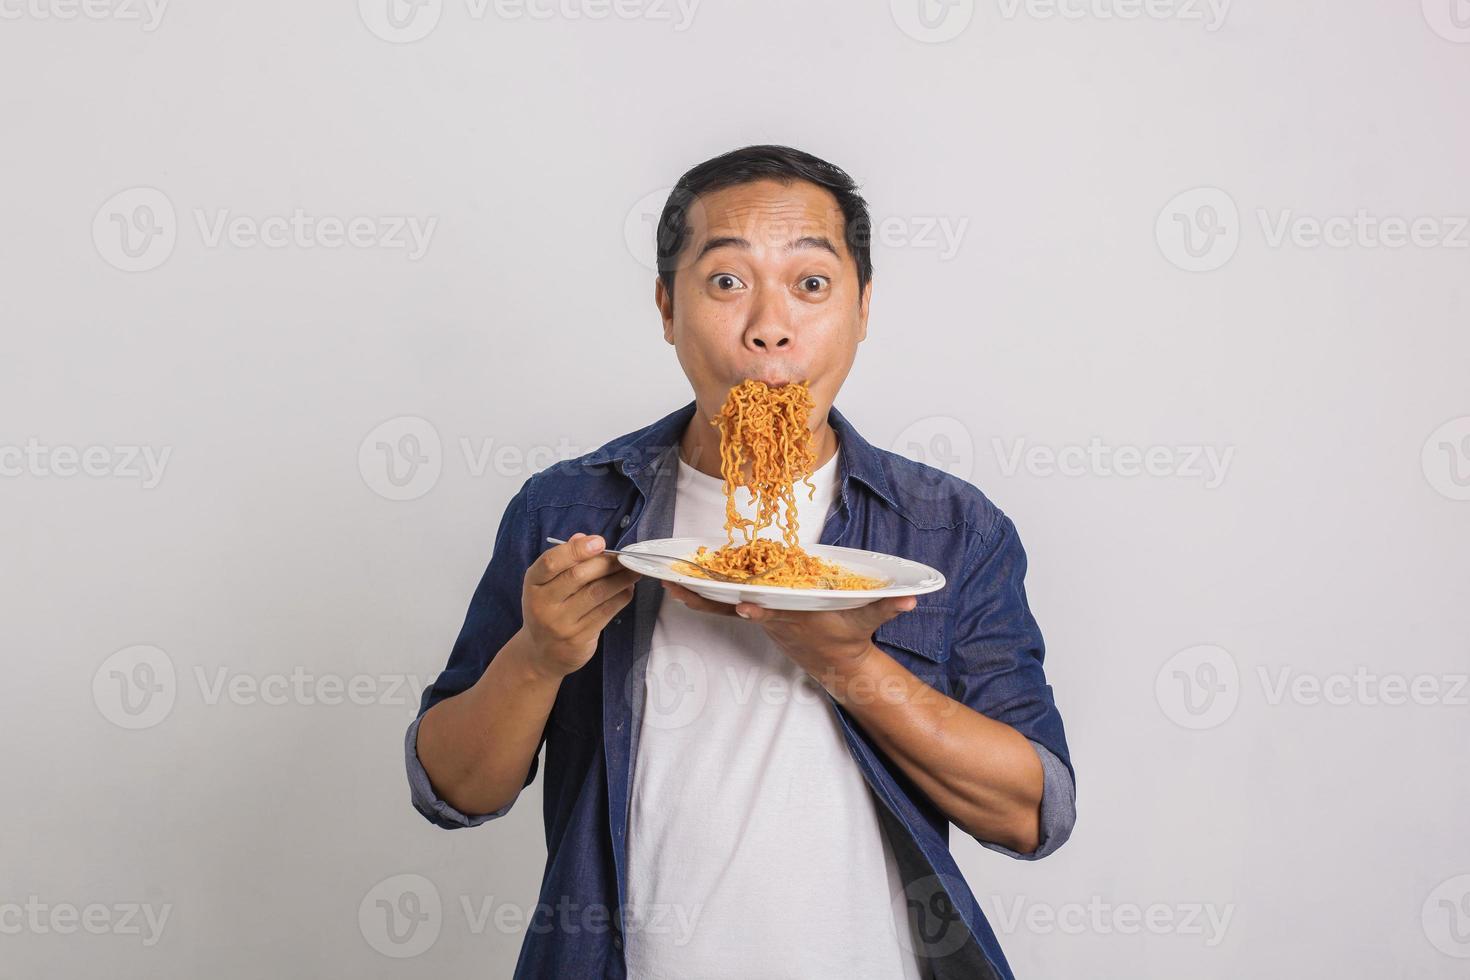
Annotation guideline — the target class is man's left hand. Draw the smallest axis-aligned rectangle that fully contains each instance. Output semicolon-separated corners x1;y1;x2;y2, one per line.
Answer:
659;580;917;682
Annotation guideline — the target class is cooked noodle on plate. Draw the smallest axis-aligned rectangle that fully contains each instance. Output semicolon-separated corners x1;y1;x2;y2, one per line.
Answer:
682;378;888;591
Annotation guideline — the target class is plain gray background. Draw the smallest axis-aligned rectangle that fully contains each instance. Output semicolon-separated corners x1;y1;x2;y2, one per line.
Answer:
3;1;1468;977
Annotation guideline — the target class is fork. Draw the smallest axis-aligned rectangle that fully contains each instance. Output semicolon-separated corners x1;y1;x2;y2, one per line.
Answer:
544;536;785;585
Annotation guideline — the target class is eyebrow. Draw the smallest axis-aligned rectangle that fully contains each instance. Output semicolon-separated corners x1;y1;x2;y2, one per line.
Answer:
694;235;841;262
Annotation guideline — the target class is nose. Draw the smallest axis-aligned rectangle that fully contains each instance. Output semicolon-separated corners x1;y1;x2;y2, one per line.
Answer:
743;289;793;352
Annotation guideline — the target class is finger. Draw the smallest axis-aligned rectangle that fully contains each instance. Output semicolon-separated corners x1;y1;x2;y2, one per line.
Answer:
888;596;919;615
865;596;917;628
549;554;630;603
661;581;738;617
735;595;911;624
579;580;636;631
733;600;780;621
567;567;642;620
527;533;603;587
544;550;629;602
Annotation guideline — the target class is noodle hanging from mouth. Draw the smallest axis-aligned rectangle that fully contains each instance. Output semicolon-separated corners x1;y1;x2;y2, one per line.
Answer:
684;379;887;591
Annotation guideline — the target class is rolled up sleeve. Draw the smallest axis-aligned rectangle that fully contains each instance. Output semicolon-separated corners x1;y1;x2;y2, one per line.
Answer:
405;713;536;828
977;739;1077;861
949;507;1077;859
405;477;545;829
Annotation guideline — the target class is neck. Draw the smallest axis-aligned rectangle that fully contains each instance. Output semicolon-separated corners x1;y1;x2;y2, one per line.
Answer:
679;406;838;483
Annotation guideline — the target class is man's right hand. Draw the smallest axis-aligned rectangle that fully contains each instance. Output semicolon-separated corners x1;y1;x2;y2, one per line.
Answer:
521;532;641;679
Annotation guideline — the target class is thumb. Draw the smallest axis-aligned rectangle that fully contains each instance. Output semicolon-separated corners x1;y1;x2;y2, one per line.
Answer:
868;595;917;626
734;601;771;621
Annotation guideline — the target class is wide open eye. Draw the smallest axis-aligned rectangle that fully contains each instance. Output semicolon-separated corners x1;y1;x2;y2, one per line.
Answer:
799;275;830;294
710;273;746;291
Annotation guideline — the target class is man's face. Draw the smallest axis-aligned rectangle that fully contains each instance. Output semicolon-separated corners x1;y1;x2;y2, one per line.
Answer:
656;178;871;426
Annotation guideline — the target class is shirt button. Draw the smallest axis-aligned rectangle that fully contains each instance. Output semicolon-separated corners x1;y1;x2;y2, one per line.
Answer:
619;514;631;528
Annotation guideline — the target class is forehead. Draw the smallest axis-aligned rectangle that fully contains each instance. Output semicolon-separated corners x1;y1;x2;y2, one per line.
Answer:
687;179;848;254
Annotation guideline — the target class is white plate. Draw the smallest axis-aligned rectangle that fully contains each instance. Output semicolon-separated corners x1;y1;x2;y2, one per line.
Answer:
616;536;947;610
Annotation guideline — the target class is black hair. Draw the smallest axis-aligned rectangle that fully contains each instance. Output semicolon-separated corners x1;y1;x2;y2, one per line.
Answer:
654;144;873;304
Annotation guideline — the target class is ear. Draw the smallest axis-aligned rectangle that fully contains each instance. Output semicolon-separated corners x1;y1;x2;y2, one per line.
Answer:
655;276;675;344
857;277;872;342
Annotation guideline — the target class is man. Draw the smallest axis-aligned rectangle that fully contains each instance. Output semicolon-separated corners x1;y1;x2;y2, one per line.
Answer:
405;144;1076;979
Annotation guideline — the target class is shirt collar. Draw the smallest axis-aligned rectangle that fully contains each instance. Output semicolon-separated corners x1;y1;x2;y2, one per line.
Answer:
582;397;900;511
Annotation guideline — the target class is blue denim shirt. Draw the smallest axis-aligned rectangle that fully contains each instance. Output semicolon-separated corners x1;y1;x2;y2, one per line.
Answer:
405;399;1076;979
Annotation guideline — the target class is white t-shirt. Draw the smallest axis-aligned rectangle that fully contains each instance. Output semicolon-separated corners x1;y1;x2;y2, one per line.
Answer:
623;446;925;979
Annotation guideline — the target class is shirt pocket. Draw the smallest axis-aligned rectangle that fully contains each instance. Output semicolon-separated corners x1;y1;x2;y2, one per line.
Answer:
873;603;952;691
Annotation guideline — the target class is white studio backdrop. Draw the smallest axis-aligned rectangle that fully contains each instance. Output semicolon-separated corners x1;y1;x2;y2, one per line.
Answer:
2;1;1467;977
